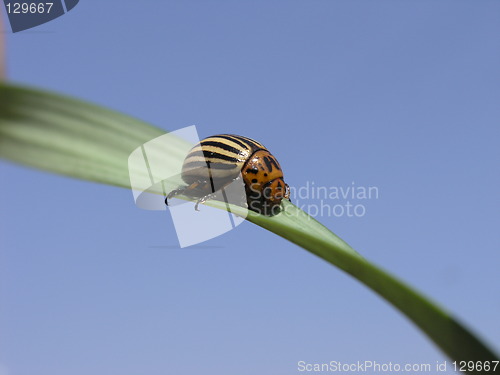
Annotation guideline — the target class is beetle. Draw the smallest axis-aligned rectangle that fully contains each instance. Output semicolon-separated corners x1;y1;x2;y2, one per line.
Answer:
165;134;290;215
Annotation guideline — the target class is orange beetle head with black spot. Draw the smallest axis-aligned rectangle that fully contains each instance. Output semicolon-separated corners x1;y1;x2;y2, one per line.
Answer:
242;150;290;215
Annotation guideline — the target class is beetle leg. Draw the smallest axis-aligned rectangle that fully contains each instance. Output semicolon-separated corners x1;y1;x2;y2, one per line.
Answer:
165;187;187;206
194;193;217;211
285;184;292;203
165;180;205;206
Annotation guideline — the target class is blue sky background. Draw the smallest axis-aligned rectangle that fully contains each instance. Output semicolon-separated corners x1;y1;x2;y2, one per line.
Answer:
1;1;499;374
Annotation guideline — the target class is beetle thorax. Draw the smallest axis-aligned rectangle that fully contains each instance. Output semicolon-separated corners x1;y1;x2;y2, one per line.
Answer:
242;150;284;190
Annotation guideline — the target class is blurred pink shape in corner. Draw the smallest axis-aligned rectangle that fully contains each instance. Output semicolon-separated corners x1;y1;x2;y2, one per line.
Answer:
0;13;4;80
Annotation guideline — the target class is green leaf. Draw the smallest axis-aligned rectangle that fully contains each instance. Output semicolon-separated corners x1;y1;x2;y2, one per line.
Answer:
0;83;498;372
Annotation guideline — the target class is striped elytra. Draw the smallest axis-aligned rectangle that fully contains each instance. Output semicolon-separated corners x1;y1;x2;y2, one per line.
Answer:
166;134;290;215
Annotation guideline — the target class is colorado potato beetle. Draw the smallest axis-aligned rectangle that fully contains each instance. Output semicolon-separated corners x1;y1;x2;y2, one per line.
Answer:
165;134;290;215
